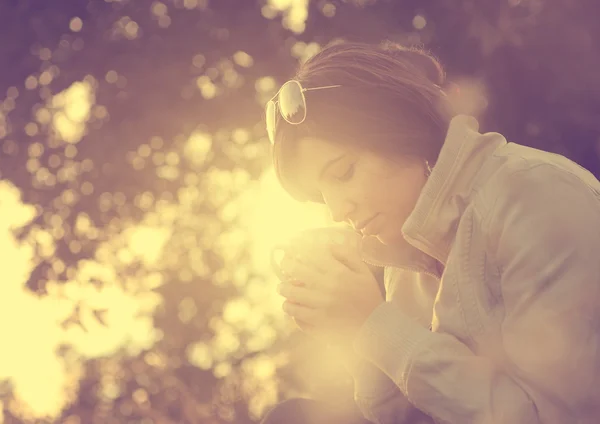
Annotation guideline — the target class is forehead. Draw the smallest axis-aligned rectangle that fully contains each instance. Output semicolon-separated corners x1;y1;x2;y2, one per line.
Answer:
285;136;351;198
295;136;349;167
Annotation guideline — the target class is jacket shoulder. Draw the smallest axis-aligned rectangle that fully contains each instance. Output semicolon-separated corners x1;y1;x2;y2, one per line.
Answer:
489;143;599;190
475;143;600;215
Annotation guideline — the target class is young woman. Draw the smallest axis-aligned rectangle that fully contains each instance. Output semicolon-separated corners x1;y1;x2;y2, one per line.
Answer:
260;40;600;424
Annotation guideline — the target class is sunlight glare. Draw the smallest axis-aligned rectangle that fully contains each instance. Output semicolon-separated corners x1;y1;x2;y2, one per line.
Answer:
241;167;331;276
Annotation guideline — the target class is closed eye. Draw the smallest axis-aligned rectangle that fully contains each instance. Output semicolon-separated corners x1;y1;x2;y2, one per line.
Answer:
337;164;355;181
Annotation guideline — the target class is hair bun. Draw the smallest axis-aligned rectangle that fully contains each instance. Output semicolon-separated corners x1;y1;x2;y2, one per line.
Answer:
379;41;446;87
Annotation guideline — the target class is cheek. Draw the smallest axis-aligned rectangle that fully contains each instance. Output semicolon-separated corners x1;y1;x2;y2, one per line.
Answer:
381;172;425;216
356;161;425;213
353;173;386;204
375;182;423;245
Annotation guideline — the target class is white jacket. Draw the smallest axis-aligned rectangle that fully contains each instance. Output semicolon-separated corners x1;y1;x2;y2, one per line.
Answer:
341;115;600;423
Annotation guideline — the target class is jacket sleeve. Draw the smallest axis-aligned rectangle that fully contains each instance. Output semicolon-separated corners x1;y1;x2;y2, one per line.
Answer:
350;163;600;423
333;268;437;424
333;335;434;424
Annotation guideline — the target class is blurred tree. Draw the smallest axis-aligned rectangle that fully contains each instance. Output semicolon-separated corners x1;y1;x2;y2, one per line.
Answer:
0;0;598;423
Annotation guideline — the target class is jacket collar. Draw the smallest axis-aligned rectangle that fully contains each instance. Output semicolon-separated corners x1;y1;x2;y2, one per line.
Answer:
359;114;507;276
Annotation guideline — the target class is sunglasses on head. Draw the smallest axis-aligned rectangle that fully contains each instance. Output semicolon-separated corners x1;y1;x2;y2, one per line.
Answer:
265;80;342;145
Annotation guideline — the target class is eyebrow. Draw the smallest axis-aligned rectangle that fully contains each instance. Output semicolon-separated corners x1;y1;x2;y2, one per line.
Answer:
319;154;345;181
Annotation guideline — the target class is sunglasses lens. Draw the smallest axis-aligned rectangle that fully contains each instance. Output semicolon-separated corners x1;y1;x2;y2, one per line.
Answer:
266;100;276;145
279;80;305;124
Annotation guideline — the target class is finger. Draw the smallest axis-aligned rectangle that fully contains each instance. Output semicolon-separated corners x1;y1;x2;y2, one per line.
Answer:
278;283;330;309
282;251;348;295
279;256;324;289
282;300;320;325
293;317;315;333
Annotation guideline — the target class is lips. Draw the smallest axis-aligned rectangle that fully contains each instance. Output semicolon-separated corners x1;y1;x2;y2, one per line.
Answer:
356;214;378;233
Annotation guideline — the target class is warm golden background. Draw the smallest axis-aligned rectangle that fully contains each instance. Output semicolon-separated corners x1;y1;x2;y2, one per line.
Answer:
0;0;599;423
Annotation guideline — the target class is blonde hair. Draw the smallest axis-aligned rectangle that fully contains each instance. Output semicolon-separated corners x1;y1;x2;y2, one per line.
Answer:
271;39;453;202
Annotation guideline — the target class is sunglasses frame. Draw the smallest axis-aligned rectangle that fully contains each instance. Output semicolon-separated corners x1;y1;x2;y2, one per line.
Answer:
266;80;342;145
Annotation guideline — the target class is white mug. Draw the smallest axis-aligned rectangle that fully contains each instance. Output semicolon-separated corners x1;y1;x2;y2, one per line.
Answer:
269;226;360;283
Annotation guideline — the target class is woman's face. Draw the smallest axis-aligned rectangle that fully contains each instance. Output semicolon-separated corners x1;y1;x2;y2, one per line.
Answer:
288;136;429;246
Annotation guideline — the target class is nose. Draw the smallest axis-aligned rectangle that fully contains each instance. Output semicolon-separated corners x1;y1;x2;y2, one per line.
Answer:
323;192;355;223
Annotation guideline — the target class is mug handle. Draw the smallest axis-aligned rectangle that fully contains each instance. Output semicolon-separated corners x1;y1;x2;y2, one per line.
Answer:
270;244;289;282
270;244;306;287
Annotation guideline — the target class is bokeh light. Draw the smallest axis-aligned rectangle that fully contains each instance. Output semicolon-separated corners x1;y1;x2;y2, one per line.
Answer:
0;0;598;422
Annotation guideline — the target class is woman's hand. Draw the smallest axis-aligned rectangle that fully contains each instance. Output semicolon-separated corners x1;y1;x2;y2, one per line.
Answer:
277;237;384;344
